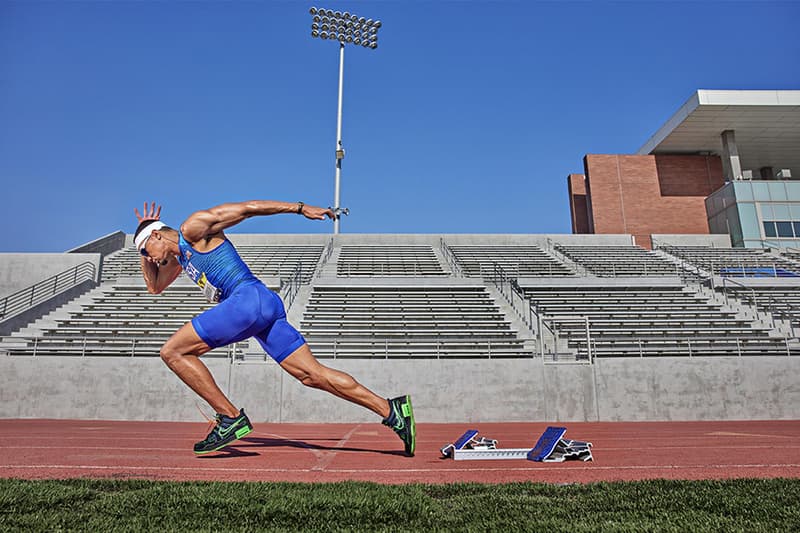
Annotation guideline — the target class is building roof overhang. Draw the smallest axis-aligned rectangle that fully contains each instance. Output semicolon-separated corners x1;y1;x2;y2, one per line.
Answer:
637;90;800;175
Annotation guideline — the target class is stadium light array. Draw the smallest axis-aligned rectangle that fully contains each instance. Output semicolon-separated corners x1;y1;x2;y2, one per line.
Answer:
309;7;381;50
309;6;382;234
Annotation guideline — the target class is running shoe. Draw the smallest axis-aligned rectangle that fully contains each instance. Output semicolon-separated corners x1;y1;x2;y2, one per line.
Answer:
383;395;416;456
194;408;253;454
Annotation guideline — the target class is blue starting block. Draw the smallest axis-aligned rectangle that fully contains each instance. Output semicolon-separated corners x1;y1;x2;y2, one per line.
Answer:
441;426;593;462
527;426;593;462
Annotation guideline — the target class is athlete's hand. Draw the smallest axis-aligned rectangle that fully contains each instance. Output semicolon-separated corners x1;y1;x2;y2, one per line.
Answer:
302;205;335;221
134;201;162;224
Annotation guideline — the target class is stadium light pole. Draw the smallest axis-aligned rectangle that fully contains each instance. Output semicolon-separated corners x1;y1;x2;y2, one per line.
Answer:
309;7;381;234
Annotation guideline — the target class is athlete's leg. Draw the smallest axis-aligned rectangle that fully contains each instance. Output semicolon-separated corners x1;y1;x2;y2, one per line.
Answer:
160;322;239;418
279;343;391;418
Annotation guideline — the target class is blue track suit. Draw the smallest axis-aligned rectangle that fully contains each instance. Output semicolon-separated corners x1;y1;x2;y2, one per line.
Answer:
176;233;305;363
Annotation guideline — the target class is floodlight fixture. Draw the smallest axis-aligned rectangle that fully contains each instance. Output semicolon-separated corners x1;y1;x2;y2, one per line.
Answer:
308;6;382;234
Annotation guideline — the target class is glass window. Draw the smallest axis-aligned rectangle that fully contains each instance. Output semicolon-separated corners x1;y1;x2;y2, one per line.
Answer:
759;203;774;220
752;182;771;201
769;182;788;201
773;203;791;220
763;221;777;238
777;221;794;237
738;203;761;239
785;181;800;199
790;204;800;219
793;222;800;237
733;182;753;201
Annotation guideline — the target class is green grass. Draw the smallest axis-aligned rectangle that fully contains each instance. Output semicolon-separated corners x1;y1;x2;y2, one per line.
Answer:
1;478;799;532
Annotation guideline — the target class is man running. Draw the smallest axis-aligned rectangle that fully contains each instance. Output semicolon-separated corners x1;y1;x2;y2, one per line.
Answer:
133;200;415;456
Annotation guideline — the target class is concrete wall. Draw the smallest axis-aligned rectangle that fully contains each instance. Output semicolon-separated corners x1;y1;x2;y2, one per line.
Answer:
67;231;126;257
0;253;100;298
1;356;797;422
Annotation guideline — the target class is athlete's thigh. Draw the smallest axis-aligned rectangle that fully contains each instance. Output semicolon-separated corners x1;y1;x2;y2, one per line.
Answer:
163;321;213;357
278;343;324;380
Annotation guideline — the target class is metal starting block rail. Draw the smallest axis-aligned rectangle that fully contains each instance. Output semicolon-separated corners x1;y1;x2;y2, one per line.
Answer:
440;427;593;462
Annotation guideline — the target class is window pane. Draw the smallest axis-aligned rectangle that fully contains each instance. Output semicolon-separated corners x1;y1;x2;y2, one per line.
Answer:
752;182;771;201
773;203;791;219
733;182;753;201
769;182;788;201
777;221;793;237
739;203;761;239
763;221;777;238
793;222;800;237
786;182;800;199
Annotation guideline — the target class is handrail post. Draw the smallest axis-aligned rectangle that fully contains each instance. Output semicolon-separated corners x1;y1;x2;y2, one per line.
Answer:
584;316;591;364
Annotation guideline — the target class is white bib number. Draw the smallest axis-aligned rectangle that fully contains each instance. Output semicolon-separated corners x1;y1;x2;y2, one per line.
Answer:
198;273;221;303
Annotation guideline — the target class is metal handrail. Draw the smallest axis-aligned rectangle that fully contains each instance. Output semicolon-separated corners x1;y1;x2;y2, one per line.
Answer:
282;264;303;311
307;336;534;359
1;335;245;357
439;238;464;277
315;238;335;278
721;277;800;329
540;314;592;363
0;262;96;322
484;262;534;330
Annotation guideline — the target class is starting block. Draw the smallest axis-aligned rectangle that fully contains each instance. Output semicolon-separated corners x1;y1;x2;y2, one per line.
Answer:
440;427;593;462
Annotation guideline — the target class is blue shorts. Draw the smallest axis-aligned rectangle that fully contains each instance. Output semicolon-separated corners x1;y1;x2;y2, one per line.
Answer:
190;281;306;363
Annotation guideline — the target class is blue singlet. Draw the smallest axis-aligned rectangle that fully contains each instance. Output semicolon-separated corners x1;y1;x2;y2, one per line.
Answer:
176;232;306;363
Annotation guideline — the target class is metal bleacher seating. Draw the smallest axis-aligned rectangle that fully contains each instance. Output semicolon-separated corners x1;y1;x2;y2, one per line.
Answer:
5;234;800;360
523;282;800;357
1;283;245;357
663;246;800;277
446;245;574;277
301;285;531;358
554;245;680;277
102;244;324;284
337;245;447;277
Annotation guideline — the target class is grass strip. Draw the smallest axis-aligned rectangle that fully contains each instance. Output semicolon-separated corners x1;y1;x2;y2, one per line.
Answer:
1;478;799;532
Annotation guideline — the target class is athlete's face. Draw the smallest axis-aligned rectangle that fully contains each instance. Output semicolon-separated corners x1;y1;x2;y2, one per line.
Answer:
141;231;171;265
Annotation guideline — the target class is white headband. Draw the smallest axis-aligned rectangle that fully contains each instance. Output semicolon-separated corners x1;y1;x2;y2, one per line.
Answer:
134;221;166;250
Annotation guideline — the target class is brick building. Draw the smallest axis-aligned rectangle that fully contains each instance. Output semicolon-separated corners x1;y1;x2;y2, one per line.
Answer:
569;90;800;249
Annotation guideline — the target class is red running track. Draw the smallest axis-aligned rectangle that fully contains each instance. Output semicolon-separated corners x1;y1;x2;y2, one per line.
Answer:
1;419;799;484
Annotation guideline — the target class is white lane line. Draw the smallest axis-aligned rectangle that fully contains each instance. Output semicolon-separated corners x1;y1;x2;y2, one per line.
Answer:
311;424;361;472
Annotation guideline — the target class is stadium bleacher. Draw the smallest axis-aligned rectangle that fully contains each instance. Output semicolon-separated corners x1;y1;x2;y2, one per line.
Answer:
2;235;800;360
660;245;800;277
554;245;681;277
445;244;574;277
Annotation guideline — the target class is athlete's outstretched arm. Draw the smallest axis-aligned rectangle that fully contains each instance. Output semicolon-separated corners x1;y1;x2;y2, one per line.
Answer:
181;200;334;241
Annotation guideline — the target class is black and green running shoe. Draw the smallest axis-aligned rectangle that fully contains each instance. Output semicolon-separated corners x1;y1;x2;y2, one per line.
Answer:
194;409;253;454
382;395;416;456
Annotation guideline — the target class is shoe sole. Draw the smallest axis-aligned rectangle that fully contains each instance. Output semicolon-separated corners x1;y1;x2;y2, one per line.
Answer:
194;425;252;455
402;395;416;457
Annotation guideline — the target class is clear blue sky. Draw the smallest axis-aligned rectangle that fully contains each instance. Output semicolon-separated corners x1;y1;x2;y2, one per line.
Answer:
1;1;799;252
